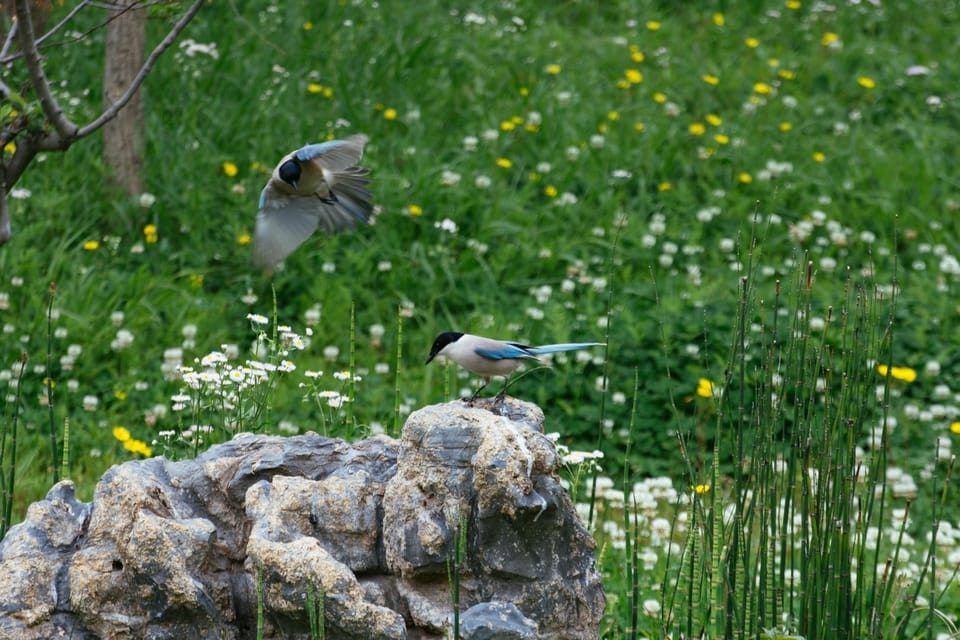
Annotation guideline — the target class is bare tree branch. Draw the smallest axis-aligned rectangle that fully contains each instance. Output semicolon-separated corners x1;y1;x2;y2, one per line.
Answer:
0;18;18;60
79;0;204;137
14;0;80;140
34;0;91;48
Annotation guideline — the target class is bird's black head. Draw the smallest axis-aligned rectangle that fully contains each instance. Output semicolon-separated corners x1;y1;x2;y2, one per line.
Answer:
278;159;301;190
425;331;464;364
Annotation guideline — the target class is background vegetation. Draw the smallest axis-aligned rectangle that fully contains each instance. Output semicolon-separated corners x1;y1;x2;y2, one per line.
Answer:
2;0;959;636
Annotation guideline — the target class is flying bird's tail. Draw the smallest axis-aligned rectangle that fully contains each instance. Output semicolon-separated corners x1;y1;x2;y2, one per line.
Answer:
527;342;605;356
330;166;374;227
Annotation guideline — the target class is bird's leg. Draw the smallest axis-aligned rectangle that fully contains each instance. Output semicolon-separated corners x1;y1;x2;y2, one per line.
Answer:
494;377;511;404
465;378;489;405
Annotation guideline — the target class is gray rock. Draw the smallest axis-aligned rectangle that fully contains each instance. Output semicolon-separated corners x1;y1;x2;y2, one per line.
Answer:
0;399;604;639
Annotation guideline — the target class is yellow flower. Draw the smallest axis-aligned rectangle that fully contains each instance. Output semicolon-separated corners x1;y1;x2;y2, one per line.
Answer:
384;108;397;120
625;69;643;84
779;121;793;132
702;74;720;86
745;37;759;48
3;141;15;154
768;58;780;68
510;115;523;125
500;120;516;131
83;240;100;251
653;92;667;104
706;114;722;127
738;172;753;184
877;364;917;383
821;32;839;46
237;233;252;246
633;122;645;133
696;378;716;398
712;13;724;26
143;224;158;244
785;0;801;9
616;79;631;90
124;439;152;457
693;483;711;494
545;63;561;75
189;273;204;289
754;82;773;95
112;426;131;442
688;122;706;135
307;83;323;94
496;157;512;169
857;76;876;89
607;111;619;121
222;161;238;177
544;185;558;198
322;87;333;98
114;390;127;401
950;422;960;434
714;133;729;145
657;181;672;192
519;87;529;96
646;20;661;31
407;204;423;217
778;69;796;80
631;49;644;63
303;21;313;31
812;151;826;162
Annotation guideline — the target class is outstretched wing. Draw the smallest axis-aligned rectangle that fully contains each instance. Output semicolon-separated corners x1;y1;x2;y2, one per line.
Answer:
296;135;368;171
252;184;323;270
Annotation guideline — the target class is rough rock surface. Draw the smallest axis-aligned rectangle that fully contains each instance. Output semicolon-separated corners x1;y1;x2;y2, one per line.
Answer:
0;398;604;639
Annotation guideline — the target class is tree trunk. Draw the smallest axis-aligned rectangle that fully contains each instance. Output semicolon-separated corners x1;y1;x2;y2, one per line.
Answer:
102;0;145;196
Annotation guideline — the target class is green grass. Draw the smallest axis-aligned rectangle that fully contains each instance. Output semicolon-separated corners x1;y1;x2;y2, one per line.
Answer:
2;0;960;636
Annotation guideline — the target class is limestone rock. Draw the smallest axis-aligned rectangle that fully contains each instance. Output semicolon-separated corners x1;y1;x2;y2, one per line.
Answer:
0;399;604;639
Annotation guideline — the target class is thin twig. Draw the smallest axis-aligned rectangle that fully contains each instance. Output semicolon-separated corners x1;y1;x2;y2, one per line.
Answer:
0;18;18;60
78;0;205;137
34;0;91;47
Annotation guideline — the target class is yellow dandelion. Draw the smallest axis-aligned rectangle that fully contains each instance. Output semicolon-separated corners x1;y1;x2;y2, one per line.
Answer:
384;108;397;121
3;141;15;154
702;74;720;86
646;20;661;31
768;58;780;68
545;63;561;75
630;49;644;63
779;69;796;80
714;133;730;145
653;92;667;104
706;114;722;127
616;79;631;90
189;273;204;289
407;204;423;217
812;151;826;162
950;422;960;434
112;426;131;442
688;122;706;136
222;161;238;177
779;121;793;132
307;83;323;94
114;390;127;401
83;240;99;251
657;181;672;192
237;233;252;246
510;115;523;125
738;172;753;184
754;82;773;95
598;122;608;134
696;378;716;398
693;483;711;495
607;111;620;121
525;122;538;132
124;439;152;457
625;69;643;84
633;122;645;132
303;21;313;31
745;37;759;48
712;13;724;26
143;224;158;244
544;185;558;198
877;364;917;383
857;76;876;89
821;32;839;46
500;120;516;131
322;87;333;98
519;87;529;96
785;0;801;9
496;157;512;169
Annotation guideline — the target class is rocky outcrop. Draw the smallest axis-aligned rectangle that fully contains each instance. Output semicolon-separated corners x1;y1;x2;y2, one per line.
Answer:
0;398;604;639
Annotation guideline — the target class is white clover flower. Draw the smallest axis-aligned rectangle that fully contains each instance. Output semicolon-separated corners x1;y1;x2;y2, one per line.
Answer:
110;311;125;327
82;395;98;411
304;307;321;326
474;175;492;189
138;192;156;208
111;329;135;351
462;135;478;151
435;218;459;234
323;345;340;361
564;146;580;161
441;170;462;186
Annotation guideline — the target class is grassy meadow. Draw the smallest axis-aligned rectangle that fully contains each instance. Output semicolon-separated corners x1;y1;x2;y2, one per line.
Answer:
2;0;960;637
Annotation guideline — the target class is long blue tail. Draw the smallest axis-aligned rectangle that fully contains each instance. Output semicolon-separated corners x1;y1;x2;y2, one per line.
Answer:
527;342;604;356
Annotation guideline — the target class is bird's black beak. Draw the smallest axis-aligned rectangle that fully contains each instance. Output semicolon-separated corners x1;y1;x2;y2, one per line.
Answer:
425;353;436;365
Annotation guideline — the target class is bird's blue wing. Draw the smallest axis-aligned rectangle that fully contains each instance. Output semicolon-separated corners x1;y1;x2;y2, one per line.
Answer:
295;135;368;171
474;342;536;360
252;184;322;270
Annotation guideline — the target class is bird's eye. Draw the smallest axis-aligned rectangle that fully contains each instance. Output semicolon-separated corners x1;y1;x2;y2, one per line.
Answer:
278;159;301;187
